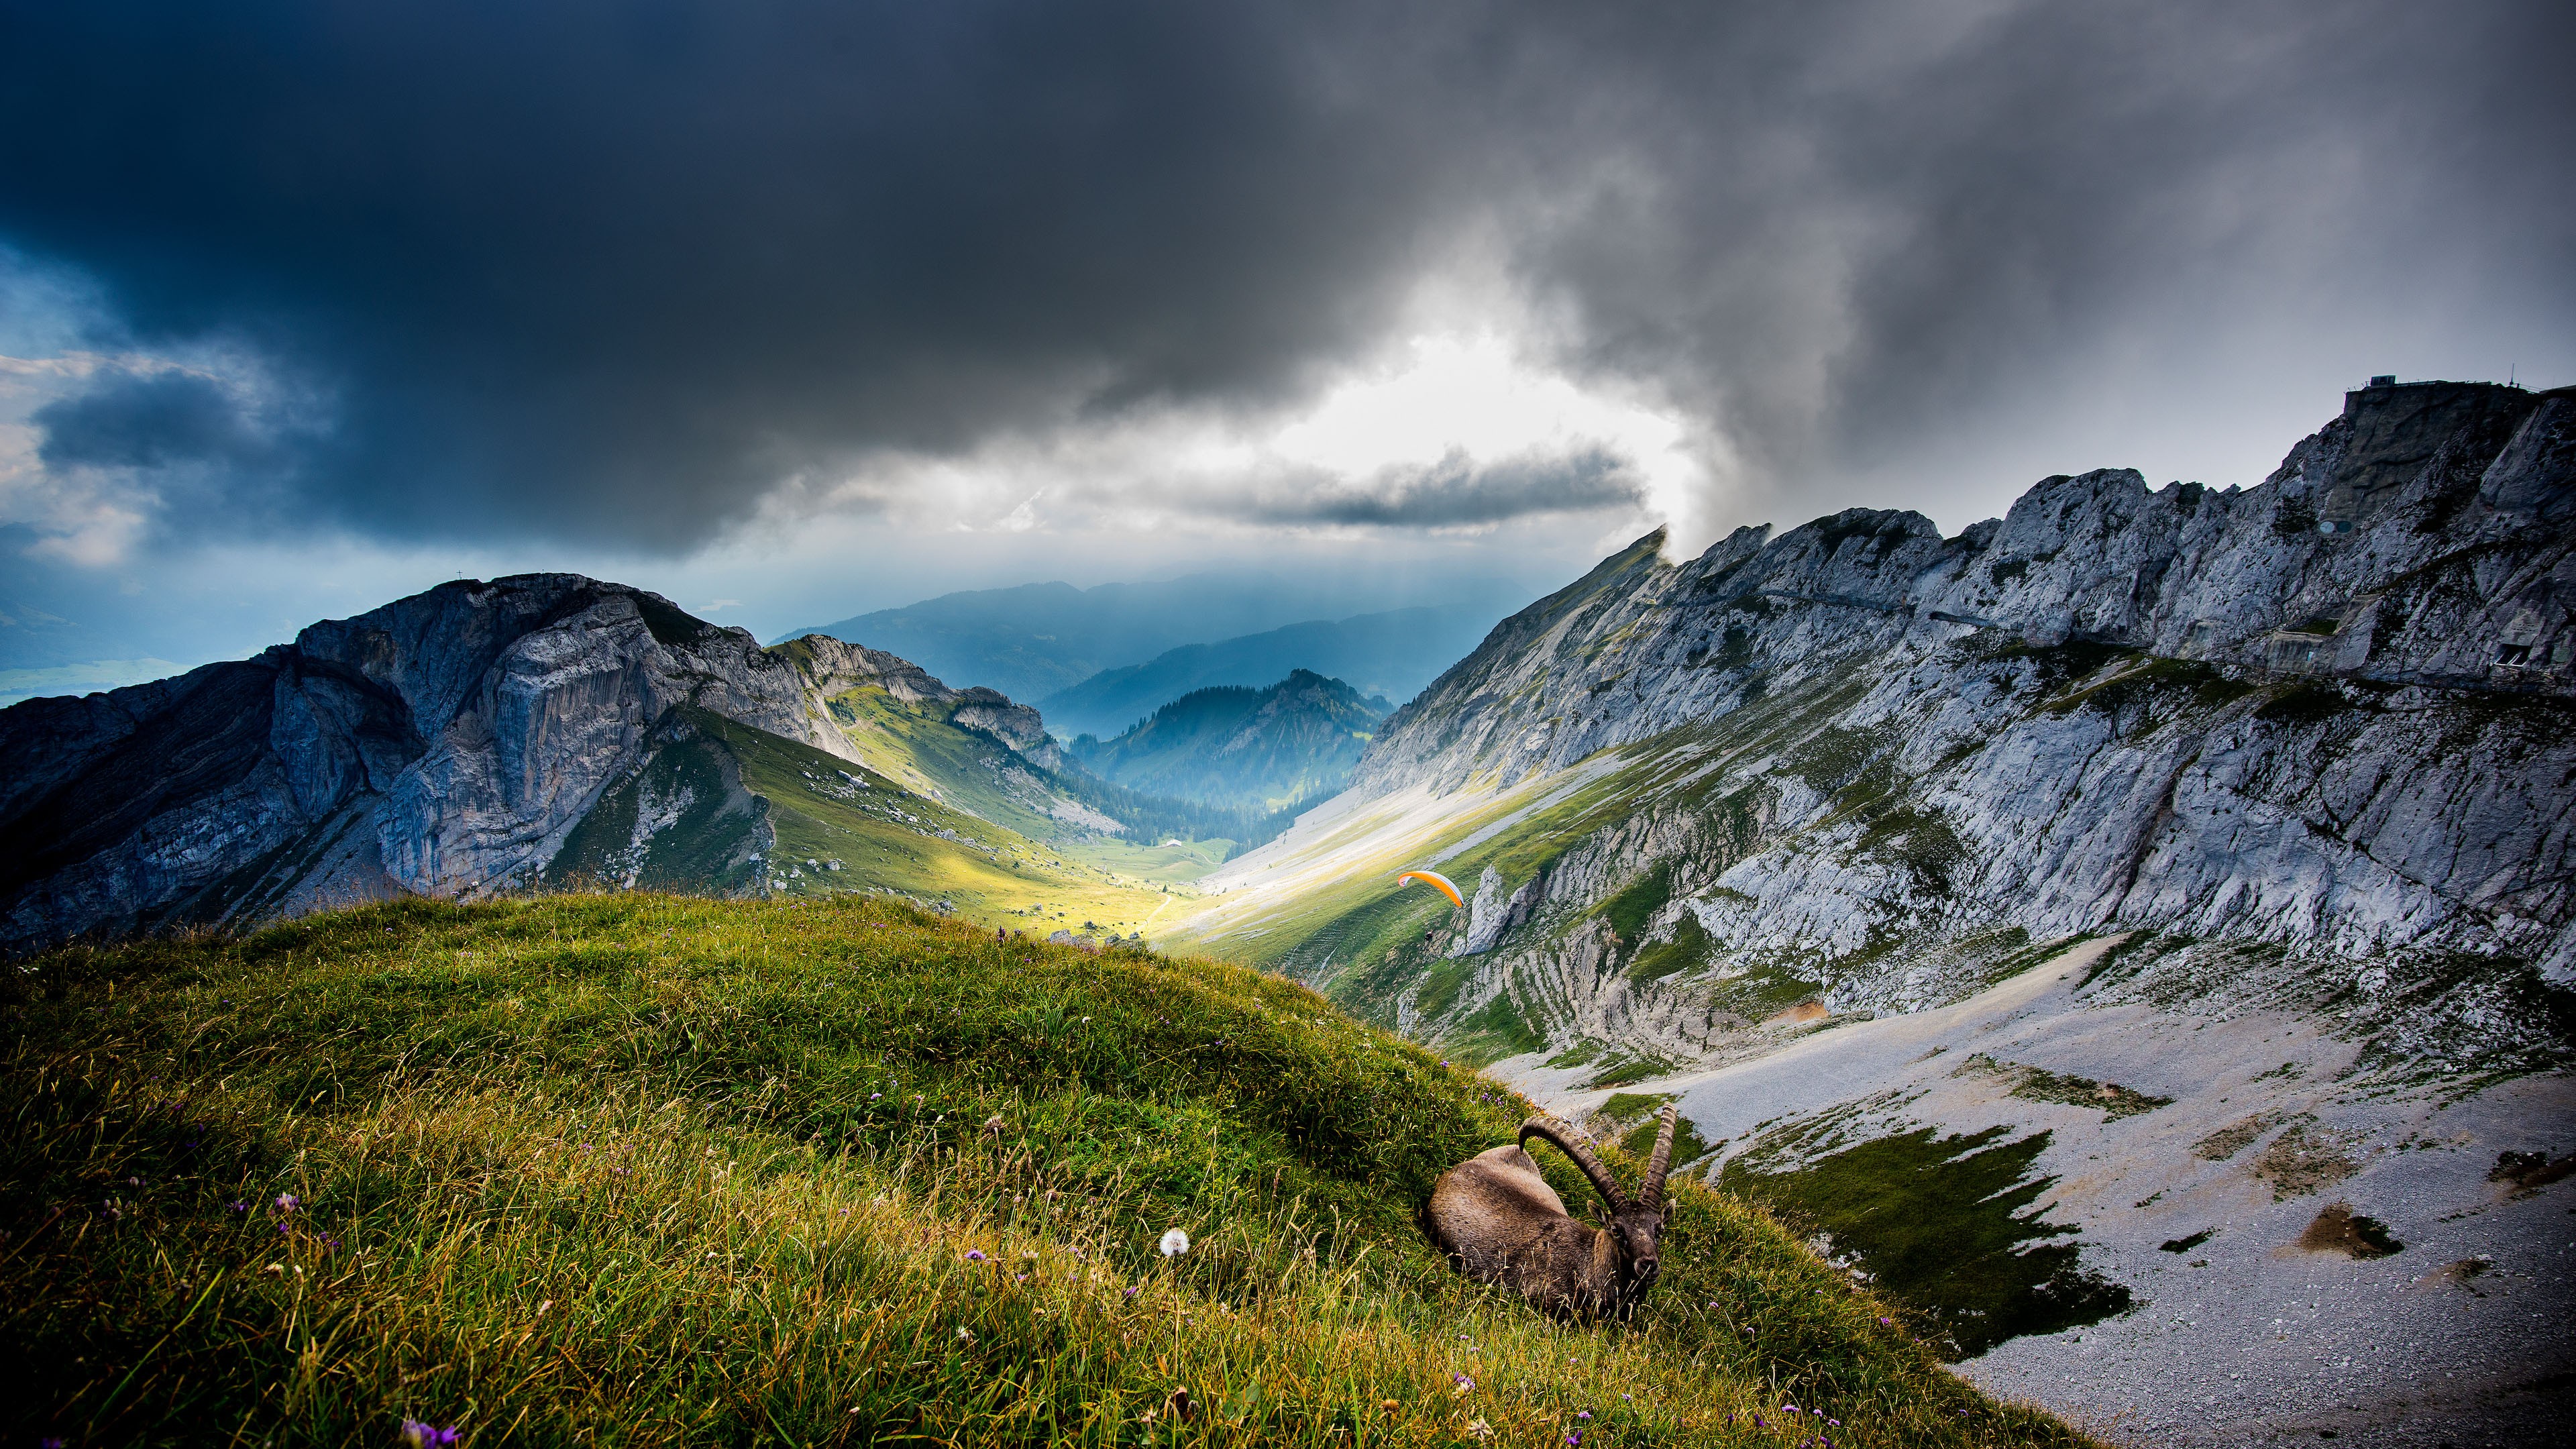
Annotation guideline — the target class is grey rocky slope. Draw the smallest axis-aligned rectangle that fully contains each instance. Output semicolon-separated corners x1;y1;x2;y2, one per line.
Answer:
1327;380;2573;1042
0;576;1058;953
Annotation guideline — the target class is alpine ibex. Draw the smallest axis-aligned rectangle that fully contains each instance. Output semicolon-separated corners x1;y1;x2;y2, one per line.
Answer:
1425;1106;1678;1319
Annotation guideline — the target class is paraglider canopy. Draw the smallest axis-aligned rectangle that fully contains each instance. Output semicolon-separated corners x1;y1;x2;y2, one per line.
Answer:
1396;869;1465;908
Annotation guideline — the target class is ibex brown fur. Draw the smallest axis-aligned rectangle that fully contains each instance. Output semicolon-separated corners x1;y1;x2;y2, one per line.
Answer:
1424;1105;1679;1318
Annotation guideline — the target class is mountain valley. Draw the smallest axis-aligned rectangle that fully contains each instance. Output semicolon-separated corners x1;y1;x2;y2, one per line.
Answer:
1036;603;1507;739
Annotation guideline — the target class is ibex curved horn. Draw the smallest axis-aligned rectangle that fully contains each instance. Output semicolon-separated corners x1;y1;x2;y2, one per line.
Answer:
1519;1116;1631;1216
1640;1104;1679;1210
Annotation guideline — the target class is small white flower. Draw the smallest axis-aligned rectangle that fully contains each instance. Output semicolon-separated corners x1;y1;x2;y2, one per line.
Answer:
1159;1228;1190;1256
955;1326;974;1342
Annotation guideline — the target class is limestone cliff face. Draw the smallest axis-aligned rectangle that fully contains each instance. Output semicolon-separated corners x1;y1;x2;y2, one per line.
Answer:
0;576;1055;951
1295;382;2571;1072
1359;381;2572;800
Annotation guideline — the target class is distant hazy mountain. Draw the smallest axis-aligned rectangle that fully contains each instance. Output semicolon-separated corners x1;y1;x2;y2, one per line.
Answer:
775;573;1531;704
775;574;1311;702
1067;669;1387;814
1036;603;1509;739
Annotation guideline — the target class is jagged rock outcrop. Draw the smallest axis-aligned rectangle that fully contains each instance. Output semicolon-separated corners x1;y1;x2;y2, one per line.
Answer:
0;576;1059;952
1220;382;2574;1078
1359;381;2573;800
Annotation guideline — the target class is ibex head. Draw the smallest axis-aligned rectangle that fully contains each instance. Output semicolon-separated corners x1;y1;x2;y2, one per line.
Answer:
1425;1104;1681;1319
1522;1108;1678;1291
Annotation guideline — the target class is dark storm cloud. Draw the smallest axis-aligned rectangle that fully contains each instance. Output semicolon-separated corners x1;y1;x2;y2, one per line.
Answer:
36;370;276;474
1;1;2566;551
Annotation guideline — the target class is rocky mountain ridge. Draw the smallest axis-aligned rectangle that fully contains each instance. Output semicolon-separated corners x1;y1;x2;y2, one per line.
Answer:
1328;380;2573;1008
0;576;1064;952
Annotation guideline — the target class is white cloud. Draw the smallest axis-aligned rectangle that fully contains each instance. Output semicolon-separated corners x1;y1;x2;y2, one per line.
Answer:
768;327;1717;549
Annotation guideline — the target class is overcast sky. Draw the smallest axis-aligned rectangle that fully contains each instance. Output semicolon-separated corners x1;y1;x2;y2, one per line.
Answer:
3;0;2569;688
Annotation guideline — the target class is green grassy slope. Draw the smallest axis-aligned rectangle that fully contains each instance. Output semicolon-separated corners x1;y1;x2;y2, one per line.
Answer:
547;706;1191;941
3;896;2096;1448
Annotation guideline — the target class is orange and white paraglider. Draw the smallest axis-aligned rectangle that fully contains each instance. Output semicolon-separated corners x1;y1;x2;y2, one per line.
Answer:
1396;869;1466;908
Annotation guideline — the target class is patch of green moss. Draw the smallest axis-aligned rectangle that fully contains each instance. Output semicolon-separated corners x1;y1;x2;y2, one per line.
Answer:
1546;1038;1607;1070
1411;953;1477;1019
1975;637;2140;697
1958;1054;2173;1119
2254;682;2371;725
1721;1122;2133;1358
1597;1091;1676;1125
2042;657;2257;724
1790;724;1892;794
2075;931;2186;992
1617;1109;1715;1174
1629;914;1714;983
1706;959;1829;1020
1442;990;1547;1067
1599;861;1678;943
1585;1049;1688;1089
1960;932;2085;989
1855;806;1968;896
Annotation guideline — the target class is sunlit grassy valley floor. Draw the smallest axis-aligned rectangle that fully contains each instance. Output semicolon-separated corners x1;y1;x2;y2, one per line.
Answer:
4;894;2097;1447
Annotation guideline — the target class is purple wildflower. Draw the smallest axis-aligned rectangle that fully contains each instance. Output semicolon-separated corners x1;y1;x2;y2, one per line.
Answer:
275;1194;299;1211
965;1250;986;1261
399;1421;460;1448
1577;1410;1591;1419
